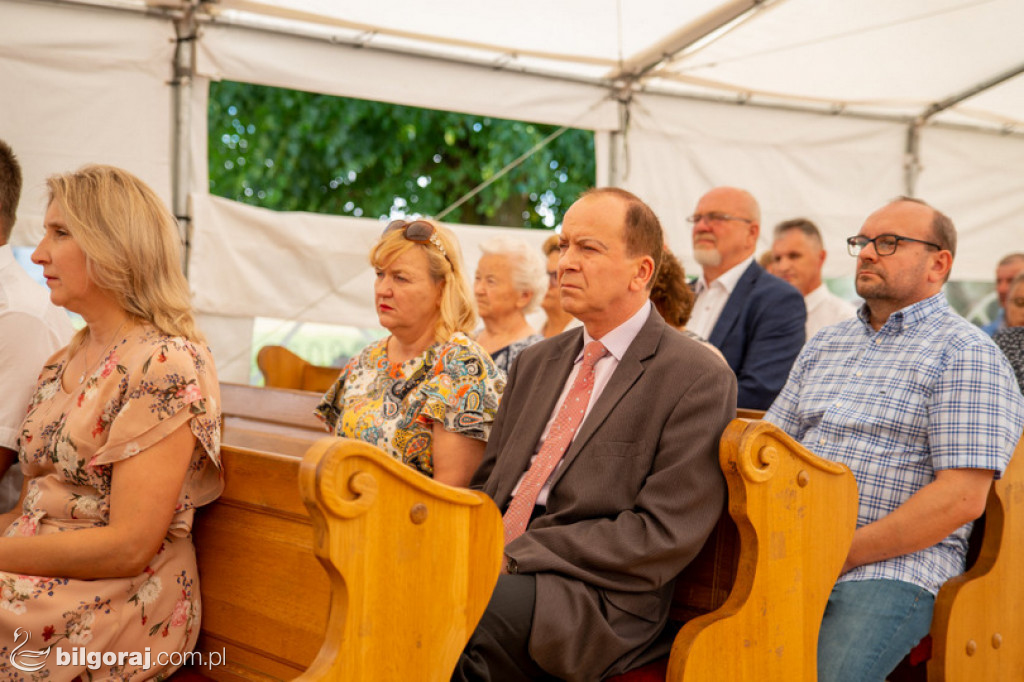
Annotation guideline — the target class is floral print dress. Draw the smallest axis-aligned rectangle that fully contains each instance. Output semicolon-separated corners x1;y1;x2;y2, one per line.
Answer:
315;332;504;477
0;325;222;682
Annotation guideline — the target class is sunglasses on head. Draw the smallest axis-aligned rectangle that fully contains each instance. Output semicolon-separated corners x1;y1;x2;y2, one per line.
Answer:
383;220;451;264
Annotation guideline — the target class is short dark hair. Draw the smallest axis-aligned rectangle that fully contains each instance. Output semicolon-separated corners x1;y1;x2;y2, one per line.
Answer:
650;249;694;328
773;217;822;248
998;253;1024;268
893;196;957;257
0;139;22;243
580;187;664;288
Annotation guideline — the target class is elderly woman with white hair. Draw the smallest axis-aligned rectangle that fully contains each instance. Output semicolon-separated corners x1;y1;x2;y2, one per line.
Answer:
473;235;548;375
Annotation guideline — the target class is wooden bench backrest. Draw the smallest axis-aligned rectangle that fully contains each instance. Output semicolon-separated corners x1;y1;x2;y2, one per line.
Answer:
668;418;858;682
192;443;330;681
257;345;339;393
928;433;1024;681
294;437;504;681
220;382;325;457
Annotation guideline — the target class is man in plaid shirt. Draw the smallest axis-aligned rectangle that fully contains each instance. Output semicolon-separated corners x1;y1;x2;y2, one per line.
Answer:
765;197;1024;682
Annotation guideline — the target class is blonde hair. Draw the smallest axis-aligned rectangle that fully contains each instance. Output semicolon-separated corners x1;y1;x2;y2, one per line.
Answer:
370;220;476;343
479;235;548;314
47;165;202;352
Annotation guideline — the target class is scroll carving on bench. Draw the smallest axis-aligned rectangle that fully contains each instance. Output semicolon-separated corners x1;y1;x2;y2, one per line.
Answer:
667;418;858;682
295;437;504;681
928;432;1024;681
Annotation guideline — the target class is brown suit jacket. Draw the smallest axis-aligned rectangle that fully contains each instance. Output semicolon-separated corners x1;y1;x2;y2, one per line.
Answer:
472;309;736;681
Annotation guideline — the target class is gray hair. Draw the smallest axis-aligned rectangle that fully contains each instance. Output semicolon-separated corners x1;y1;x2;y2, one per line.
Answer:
478;235;548;314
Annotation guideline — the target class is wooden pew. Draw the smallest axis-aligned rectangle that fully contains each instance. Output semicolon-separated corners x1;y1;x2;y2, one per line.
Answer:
926;433;1024;681
257;345;340;393
294;437;504;680
187;385;1024;681
220;382;325;457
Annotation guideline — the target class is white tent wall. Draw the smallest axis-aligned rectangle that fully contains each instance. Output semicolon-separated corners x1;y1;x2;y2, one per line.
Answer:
915;126;1024;282
1;1;176;246
189;194;551;381
194;22;620;132
619;94;909;280
5;0;1024;385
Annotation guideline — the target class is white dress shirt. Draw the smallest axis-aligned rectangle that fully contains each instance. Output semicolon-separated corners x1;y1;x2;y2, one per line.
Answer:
0;245;75;510
804;284;857;339
512;300;652;506
688;256;755;340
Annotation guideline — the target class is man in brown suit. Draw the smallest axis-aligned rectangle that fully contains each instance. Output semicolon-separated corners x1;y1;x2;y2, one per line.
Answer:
453;188;736;681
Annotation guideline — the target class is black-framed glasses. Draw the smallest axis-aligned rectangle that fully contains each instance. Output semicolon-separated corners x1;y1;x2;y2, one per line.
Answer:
383;219;451;263
686;212;753;226
846;234;942;257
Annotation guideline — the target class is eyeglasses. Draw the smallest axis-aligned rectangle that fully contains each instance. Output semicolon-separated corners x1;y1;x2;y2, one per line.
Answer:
383;219;451;263
846;234;942;257
686;213;753;226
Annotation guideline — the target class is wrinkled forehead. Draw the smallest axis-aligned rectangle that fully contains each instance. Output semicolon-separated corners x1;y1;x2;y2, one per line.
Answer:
562;193;627;241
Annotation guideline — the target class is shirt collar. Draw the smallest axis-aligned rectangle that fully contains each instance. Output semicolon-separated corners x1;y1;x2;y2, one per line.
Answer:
579;299;652;362
696;255;755;295
859;291;948;334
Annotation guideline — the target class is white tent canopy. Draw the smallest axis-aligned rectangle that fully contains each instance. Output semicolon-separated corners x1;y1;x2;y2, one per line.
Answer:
4;0;1023;380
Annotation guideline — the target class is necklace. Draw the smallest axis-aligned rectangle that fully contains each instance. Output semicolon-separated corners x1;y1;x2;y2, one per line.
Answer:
78;320;128;385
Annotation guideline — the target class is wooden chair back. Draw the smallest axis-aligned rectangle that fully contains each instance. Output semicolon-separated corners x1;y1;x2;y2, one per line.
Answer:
667;418;858;682
257;345;339;393
927;433;1024;681
293;437;504;681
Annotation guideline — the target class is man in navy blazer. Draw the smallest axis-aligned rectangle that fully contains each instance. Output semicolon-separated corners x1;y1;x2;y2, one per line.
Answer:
687;187;805;410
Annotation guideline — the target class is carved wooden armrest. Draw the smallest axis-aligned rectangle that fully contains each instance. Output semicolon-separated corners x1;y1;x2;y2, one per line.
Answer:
668;419;858;682
928;433;1024;681
294;437;503;681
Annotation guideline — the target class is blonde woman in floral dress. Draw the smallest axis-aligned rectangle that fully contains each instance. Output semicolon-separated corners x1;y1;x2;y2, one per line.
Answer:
0;166;222;681
316;219;504;487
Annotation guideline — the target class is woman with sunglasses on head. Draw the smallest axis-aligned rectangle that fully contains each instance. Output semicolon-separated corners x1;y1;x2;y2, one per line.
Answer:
473;235;547;375
0;165;222;681
315;219;504;487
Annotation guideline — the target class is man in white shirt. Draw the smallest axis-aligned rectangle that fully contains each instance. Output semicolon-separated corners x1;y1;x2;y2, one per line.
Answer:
688;187;805;410
0;139;74;511
771;218;856;339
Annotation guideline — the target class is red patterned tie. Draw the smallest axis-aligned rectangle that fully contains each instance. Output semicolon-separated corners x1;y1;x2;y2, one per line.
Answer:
503;340;608;544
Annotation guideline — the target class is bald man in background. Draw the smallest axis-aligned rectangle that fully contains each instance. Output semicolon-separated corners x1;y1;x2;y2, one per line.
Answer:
688;187;805;410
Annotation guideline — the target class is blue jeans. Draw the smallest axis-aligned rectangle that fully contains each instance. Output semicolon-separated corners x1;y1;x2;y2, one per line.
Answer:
817;579;935;682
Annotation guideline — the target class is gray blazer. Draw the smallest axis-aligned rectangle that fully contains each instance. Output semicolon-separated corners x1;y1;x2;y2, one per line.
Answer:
472;309;736;681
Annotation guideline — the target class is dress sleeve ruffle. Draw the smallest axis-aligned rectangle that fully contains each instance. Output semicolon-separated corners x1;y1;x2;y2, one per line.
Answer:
417;335;505;441
90;338;223;508
314;359;354;432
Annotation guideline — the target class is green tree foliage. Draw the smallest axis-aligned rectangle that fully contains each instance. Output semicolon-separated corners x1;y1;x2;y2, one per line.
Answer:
208;81;596;228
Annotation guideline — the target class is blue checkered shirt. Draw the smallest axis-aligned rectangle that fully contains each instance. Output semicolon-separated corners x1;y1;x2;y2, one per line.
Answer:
765;293;1024;594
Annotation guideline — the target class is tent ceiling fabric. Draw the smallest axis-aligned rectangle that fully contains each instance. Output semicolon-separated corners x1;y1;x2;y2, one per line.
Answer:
204;0;1024;131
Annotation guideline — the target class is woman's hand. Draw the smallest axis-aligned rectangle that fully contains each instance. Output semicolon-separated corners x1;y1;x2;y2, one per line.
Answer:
0;422;195;579
431;423;485;488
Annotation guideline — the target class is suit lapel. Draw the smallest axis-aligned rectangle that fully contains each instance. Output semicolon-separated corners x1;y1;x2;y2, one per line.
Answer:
708;261;760;347
546;311;664;490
